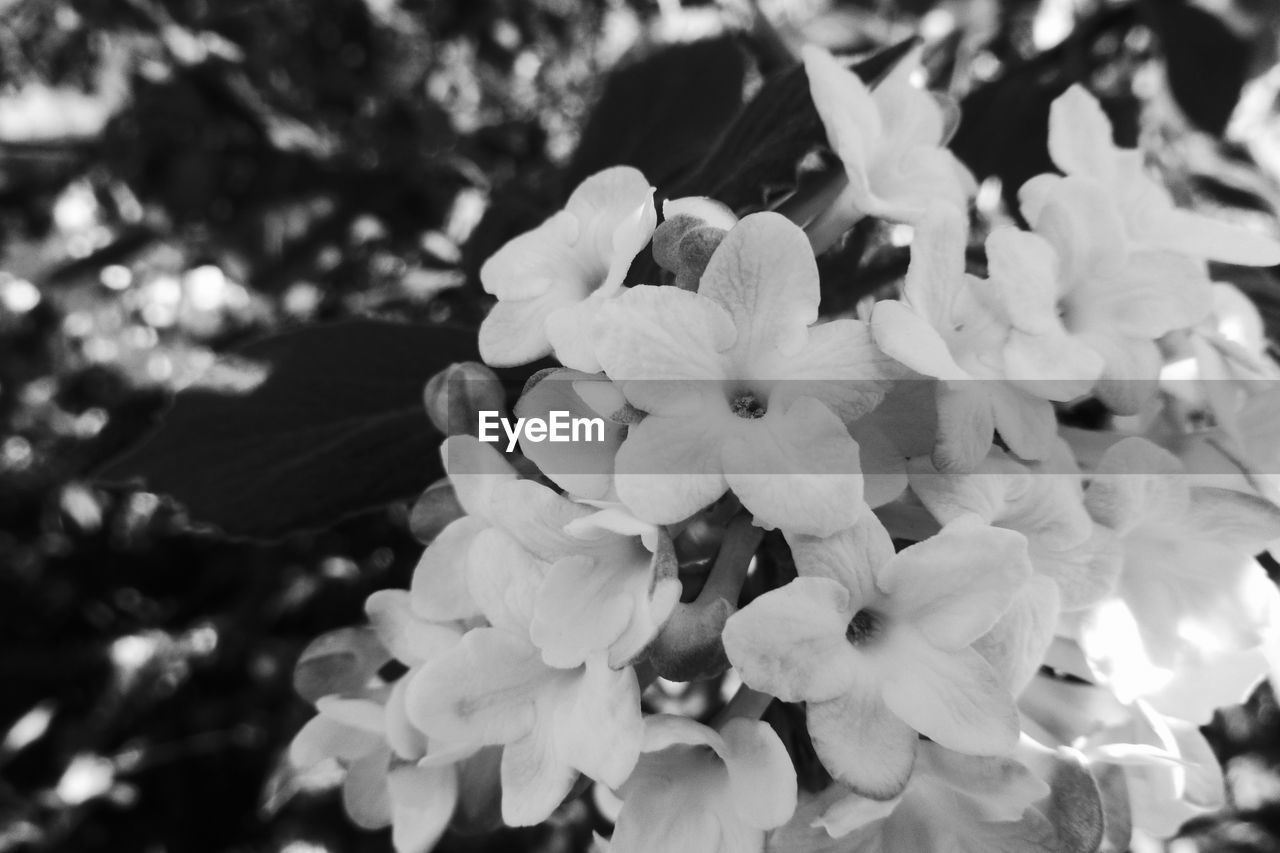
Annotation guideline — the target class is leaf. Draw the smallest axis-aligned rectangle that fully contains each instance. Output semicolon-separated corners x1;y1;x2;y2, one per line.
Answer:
1141;0;1250;135
96;320;485;539
565;36;747;193
671;37;922;213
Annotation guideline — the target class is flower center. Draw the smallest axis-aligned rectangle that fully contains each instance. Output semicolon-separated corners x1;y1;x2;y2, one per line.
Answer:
845;609;881;646
730;392;766;419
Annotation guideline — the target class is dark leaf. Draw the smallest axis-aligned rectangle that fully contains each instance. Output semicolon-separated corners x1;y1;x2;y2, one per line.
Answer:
96;320;479;539
565;36;747;193
951;66;1071;207
1141;0;1250;135
672;37;921;213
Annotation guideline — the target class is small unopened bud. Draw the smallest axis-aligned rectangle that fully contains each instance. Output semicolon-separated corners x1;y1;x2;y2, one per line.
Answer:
652;197;737;290
408;478;464;543
423;361;507;437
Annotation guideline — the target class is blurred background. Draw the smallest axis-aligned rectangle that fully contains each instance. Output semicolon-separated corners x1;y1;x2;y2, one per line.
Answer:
2;1;1280;851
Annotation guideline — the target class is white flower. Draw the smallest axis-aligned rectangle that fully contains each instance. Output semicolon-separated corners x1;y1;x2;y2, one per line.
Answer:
870;203;1090;471
1024;84;1280;266
610;715;797;853
907;443;1122;691
722;513;1030;797
995;176;1213;414
802;45;975;242
412;434;679;672
478;166;656;371
594;212;900;536
405;530;644;826
908;441;1122;608
1069;437;1280;711
288;612;468;853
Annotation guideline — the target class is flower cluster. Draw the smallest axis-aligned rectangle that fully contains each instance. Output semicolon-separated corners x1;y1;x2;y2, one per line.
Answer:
289;45;1280;853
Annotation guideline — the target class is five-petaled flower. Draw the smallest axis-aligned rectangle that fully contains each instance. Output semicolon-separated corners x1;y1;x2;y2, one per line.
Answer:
594;211;900;537
722;513;1031;797
478;166;656;372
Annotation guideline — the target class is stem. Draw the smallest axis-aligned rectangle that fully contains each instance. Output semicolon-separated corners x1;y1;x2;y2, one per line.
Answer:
711;684;774;728
695;513;763;606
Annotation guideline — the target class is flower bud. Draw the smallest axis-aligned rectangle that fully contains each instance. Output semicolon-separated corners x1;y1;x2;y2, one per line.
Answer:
652;197;737;290
423;361;507;437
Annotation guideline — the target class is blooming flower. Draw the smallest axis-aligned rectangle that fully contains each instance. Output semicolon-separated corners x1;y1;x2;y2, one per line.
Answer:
723;512;1030;797
907;444;1122;691
802;45;975;244
870;203;1093;470
478;166;656;371
405;526;645;825
593;212;900;536
1023;85;1280;266
412;434;680;670
1068;437;1280;710
287;604;471;853
611;714;797;853
991;175;1213;414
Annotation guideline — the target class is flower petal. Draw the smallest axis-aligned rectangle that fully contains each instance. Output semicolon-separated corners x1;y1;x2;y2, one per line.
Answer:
466;527;547;634
932;383;995;473
531;550;680;669
878;518;1031;649
405;627;545;746
881;636;1020;755
366;589;463;667
499;725;577;826
478;293;570;367
786;511;892;604
871;299;967;382
1139;207;1280;267
343;747;393;829
807;690;918;799
718;717;798;829
722;397;865;537
562;166;657;293
1047;85;1117;183
613;409;730;525
593;284;734;412
698;212;821;370
441;435;517;519
1085;437;1188;533
512;369;624;501
721;577;860;703
387;763;458;853
972;575;1061;695
488;479;594;562
410;515;486;622
551;657;643;787
767;319;899;422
